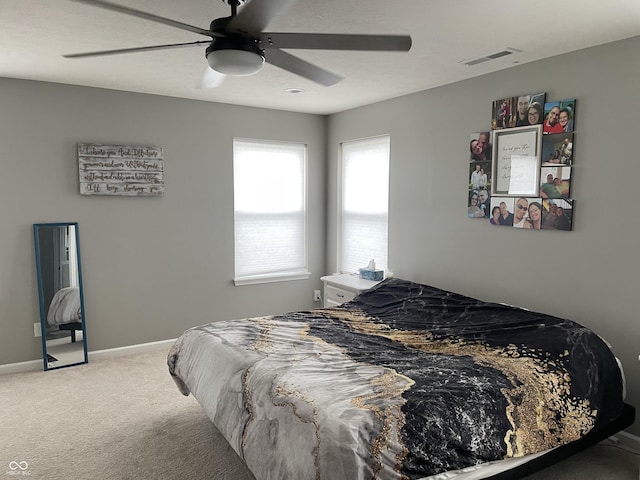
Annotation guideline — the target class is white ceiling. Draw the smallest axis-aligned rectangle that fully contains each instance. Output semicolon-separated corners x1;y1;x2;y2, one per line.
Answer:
2;0;640;115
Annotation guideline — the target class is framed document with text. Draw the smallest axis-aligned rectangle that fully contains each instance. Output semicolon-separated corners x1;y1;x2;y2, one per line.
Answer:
491;125;542;196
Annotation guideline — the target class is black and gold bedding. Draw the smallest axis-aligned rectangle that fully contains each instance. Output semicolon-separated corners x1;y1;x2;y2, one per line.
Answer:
168;277;625;479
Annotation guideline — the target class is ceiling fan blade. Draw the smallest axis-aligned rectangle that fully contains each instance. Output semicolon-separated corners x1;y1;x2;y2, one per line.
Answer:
68;0;214;37
260;33;412;51
265;49;342;86
228;0;299;34
196;67;226;89
63;40;211;59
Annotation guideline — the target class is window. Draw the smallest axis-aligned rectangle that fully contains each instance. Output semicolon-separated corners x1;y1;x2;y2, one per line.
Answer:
233;138;309;285
339;135;390;274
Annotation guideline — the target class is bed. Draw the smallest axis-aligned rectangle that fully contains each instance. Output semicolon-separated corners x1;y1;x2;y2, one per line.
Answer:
167;277;635;479
47;286;83;342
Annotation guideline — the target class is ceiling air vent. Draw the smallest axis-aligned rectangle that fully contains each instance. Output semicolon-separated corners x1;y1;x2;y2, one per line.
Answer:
460;48;522;67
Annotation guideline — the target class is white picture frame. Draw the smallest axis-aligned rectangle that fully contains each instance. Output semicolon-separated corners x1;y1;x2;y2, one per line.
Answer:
491;125;542;196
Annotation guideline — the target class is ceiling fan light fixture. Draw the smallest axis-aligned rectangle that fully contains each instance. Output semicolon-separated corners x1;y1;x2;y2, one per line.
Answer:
206;38;265;76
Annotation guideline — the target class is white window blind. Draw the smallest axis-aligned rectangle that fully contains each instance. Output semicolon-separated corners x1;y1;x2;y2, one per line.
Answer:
340;135;390;274
233;139;309;285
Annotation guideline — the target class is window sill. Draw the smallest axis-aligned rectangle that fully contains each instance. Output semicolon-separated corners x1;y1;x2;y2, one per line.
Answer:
234;271;312;286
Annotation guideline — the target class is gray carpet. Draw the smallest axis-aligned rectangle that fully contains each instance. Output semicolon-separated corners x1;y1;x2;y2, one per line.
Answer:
1;346;637;479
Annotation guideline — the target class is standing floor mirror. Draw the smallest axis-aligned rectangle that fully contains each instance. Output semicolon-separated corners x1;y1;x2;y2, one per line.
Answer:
34;222;88;370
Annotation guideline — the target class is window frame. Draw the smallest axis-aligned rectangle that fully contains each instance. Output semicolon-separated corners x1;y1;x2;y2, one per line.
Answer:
337;135;390;275
233;137;310;286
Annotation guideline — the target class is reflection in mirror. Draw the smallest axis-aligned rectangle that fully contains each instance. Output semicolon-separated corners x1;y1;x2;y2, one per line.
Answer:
34;223;88;370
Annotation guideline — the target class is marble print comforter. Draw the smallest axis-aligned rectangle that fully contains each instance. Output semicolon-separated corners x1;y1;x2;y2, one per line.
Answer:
167;278;623;480
47;286;82;326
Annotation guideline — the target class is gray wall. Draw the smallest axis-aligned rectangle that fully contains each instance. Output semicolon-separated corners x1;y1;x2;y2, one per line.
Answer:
0;78;326;365
328;36;639;435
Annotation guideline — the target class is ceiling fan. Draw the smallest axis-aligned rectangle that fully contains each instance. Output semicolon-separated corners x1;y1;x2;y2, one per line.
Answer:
63;0;412;88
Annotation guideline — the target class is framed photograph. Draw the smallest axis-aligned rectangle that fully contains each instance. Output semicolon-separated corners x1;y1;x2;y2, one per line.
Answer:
469;161;491;192
491;93;546;130
512;197;543;229
512;92;546;127
542;133;574;165
558;99;576;132
488;197;515;226
491;97;514;130
467;185;491;219
469;132;492;161
540;166;572;199
491;125;542;196
541;198;574;231
543;99;576;134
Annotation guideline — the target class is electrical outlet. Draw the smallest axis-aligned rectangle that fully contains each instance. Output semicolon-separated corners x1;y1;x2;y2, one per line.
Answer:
34;322;42;337
313;290;321;302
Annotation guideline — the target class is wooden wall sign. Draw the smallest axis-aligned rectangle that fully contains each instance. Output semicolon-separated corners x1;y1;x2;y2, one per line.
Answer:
78;143;164;196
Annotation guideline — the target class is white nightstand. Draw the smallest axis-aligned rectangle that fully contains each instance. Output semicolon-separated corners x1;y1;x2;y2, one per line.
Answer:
320;274;381;307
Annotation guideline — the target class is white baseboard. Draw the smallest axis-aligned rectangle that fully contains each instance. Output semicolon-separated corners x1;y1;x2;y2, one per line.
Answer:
0;339;176;376
0;358;43;376
88;338;176;361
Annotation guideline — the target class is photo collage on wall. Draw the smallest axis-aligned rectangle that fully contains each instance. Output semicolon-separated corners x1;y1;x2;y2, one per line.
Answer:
467;92;575;231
